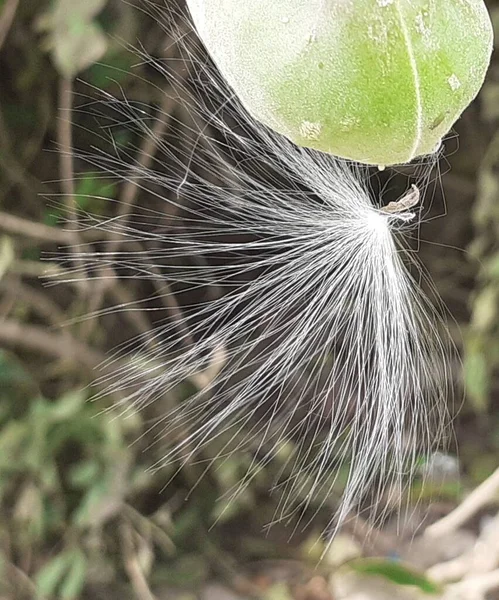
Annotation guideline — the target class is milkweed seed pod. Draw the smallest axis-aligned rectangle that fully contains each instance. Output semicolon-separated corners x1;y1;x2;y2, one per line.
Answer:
186;0;493;166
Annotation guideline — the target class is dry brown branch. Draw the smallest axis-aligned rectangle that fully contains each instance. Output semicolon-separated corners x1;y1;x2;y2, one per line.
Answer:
81;87;179;340
0;319;137;405
0;278;67;325
0;318;169;408
428;513;499;583
123;504;175;557
57;77;89;295
425;467;499;538
0;211;76;245
107;276;158;344
58;78;76;220
9;259;65;278
442;569;499;600
111;91;178;241
0;319;105;371
120;520;157;600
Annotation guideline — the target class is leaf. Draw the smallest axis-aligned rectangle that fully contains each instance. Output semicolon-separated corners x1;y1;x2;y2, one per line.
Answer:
47;411;103;454
35;550;87;599
60;550;88;600
69;460;100;487
52;21;108;80
37;0;108;79
74;172;117;212
485;252;499;279
87;50;136;89
46;0;107;25
262;583;293;600
35;552;74;597
348;559;441;595
73;481;110;527
14;482;44;539
47;390;87;423
0;421;29;464
26;398;52;470
471;287;499;332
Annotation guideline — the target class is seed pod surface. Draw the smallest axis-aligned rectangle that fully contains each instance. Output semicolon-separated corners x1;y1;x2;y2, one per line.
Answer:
187;0;493;166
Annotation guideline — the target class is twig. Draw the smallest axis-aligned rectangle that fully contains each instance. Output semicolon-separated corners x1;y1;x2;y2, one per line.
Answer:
58;78;76;221
0;320;133;404
428;513;499;583
10;259;65;278
3;560;37;598
150;270;227;390
57;77;89;294
0;211;76;245
123;504;175;556
110;92;178;246
425;467;499;538
80;89;178;340
0;278;67;325
80;31;188;340
120;520;157;600
0;0;20;52
0;319;105;371
443;569;499;600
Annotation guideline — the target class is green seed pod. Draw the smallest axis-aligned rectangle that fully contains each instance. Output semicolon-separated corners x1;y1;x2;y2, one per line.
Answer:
186;0;493;166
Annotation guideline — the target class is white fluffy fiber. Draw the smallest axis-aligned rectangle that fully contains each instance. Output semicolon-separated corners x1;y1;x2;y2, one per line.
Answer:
58;2;453;542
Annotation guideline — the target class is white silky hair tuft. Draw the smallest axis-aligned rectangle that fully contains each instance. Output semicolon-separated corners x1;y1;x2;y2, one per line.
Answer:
54;1;453;542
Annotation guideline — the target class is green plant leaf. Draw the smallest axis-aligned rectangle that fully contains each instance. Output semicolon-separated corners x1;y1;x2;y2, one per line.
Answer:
349;558;441;595
60;550;88;599
87;50;136;89
262;583;293;600
471;287;499;332
47;0;107;25
73;481;109;527
37;0;108;79
53;21;108;79
35;552;74;597
47;390;87;423
69;460;100;487
74;172;117;212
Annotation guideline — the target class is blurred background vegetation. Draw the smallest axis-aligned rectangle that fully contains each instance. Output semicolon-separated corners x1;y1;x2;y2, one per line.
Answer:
0;0;498;598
